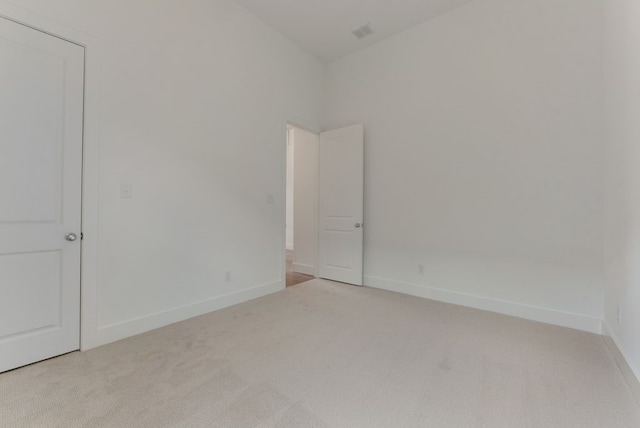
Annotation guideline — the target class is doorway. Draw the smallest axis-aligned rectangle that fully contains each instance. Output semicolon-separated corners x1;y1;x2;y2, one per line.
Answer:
285;125;319;287
284;123;365;288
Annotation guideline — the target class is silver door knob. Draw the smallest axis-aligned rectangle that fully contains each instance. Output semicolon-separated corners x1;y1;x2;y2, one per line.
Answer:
65;233;78;242
355;223;361;228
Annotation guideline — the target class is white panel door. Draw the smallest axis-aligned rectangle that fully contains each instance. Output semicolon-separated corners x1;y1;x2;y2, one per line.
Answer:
318;124;364;286
0;17;84;372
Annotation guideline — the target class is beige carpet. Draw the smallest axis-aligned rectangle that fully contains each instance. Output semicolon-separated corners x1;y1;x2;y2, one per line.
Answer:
1;279;639;427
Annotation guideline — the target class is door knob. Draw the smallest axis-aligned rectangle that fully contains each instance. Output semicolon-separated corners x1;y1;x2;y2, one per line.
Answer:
65;233;78;242
355;223;362;228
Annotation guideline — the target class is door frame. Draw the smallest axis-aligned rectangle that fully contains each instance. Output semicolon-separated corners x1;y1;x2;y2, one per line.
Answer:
0;2;101;351
281;117;320;288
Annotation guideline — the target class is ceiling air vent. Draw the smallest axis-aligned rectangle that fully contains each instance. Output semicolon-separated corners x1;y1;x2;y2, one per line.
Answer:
352;24;374;40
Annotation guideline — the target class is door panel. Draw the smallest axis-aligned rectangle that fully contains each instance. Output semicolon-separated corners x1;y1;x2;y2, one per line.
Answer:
318;124;364;286
0;251;61;338
325;231;353;269
0;17;84;373
0;34;63;222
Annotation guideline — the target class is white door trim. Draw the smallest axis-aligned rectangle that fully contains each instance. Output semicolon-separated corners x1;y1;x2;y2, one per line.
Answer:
0;2;101;351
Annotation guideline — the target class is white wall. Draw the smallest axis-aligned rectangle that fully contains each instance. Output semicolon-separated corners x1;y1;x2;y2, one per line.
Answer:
324;0;604;332
286;127;294;250
603;0;640;382
3;0;617;352
292;127;319;276
3;0;324;348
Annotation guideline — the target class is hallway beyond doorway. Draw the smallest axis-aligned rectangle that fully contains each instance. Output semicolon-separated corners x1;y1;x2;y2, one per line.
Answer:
286;250;314;287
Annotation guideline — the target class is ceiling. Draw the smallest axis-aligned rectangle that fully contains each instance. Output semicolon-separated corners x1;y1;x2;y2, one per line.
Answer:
235;0;477;63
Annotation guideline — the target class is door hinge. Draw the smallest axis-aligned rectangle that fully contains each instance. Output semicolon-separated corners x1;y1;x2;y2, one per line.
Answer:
80;232;84;240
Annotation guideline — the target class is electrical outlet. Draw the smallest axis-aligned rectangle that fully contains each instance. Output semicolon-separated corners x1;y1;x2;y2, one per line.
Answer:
225;271;232;283
418;264;425;275
617;305;622;325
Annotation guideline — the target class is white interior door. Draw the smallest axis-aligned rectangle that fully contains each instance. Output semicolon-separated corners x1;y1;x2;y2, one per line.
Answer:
0;17;84;373
318;124;364;286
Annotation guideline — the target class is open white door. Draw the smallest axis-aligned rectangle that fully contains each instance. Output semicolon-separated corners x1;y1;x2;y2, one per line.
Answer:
0;17;84;372
318;124;364;286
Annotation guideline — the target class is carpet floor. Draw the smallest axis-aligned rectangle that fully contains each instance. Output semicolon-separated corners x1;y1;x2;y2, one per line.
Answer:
1;279;639;427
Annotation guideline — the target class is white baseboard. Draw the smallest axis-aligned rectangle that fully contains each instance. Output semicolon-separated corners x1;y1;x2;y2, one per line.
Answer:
602;322;640;406
364;276;603;334
292;263;316;276
89;281;284;349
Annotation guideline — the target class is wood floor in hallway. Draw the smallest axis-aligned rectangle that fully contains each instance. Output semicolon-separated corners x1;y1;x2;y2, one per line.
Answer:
286;250;314;287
